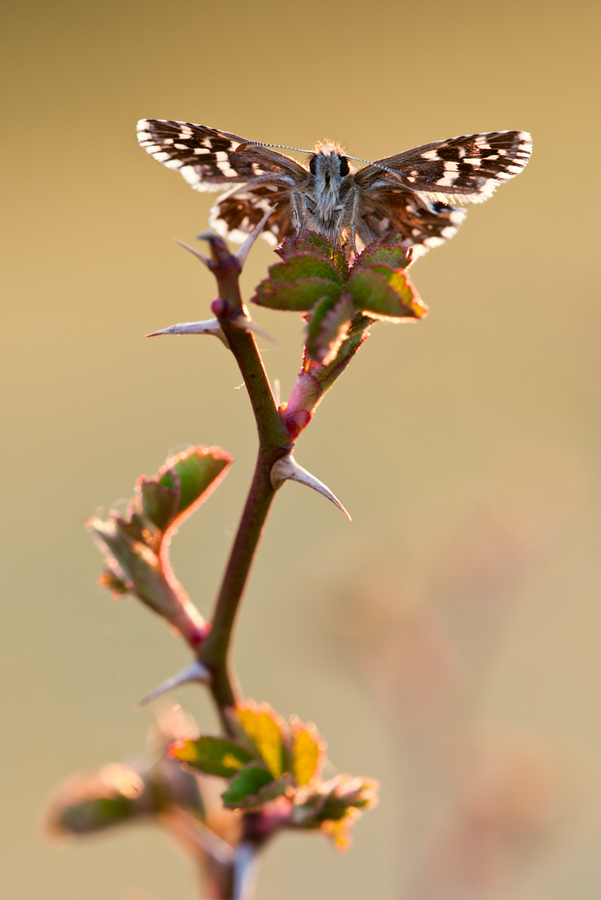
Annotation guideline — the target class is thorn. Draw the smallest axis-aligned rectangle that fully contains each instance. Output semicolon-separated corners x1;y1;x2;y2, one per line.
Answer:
234;205;276;268
273;378;281;407
136;660;211;707
270;453;351;520
233;842;261;900
146;318;230;348
173;238;211;268
230;314;276;344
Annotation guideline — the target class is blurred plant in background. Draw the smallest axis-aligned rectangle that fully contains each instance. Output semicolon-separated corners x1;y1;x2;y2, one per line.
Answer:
320;445;586;898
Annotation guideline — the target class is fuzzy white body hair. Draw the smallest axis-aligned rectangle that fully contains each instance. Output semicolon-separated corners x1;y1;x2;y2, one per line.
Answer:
300;142;355;242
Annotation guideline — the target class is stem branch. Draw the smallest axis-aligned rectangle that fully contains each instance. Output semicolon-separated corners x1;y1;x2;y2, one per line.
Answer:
197;237;291;731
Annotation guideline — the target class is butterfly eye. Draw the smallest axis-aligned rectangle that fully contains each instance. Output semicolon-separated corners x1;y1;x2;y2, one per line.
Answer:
339;156;350;176
309;156;318;175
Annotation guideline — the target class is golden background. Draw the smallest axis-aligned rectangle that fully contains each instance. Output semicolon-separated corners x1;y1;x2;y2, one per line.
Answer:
2;0;600;897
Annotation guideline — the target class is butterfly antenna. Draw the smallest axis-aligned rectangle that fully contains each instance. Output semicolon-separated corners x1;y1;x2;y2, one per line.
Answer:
344;155;411;183
242;141;314;154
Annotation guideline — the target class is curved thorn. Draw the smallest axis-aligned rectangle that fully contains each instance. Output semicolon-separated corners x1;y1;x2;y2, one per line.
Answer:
146;318;230;348
173;238;211;268
270;454;351;520
235;205;276;268
136;660;211;708
230;315;276;344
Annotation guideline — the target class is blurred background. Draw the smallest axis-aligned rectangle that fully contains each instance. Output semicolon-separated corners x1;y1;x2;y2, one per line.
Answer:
2;0;600;897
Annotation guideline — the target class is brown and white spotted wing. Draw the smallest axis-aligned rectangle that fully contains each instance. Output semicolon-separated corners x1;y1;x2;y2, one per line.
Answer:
137;119;306;193
356;131;532;204
209;184;297;247
357;189;468;258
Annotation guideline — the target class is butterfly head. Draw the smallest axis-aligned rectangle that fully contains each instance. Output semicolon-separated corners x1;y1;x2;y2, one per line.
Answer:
308;141;352;186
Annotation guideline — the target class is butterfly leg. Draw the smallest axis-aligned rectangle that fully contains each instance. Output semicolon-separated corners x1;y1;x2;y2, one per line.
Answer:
332;206;346;247
291;190;308;235
350;187;360;255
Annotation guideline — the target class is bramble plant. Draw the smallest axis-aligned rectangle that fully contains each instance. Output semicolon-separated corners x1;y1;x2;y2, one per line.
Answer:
46;213;429;898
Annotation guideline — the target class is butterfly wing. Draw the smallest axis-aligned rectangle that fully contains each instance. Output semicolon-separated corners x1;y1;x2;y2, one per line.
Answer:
209;184;296;247
355;190;466;257
359;190;467;257
356;131;532;204
137;119;307;193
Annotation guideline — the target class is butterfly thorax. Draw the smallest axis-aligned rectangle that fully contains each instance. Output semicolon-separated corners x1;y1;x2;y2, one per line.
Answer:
304;141;354;236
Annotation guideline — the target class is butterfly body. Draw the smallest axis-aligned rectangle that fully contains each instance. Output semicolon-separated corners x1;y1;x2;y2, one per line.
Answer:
137;120;532;256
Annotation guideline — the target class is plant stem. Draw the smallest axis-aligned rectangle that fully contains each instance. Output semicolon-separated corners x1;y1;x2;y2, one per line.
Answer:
197;240;291;731
199;449;276;717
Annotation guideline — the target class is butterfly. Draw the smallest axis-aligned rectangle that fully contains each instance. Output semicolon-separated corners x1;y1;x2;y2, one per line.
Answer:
137;119;532;257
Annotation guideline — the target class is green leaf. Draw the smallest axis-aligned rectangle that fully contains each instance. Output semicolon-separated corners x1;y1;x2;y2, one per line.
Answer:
158;447;232;521
346;267;427;320
140;479;180;532
276;231;349;278
318;775;380;821
266;253;345;287
45;764;149;837
221;764;275;807
253;277;342;311
291;719;325;786
234;701;289;778
305;294;355;365
353;238;413;270
170;736;254;778
87;518;184;620
223;773;293;810
114;511;152;545
56;794;134;834
87;518;136;587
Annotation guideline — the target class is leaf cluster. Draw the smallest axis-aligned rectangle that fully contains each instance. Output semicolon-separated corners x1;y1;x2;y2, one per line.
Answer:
171;700;378;850
87;446;231;647
252;231;428;366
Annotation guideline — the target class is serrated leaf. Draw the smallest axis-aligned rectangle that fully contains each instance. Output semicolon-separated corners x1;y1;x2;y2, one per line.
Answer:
266;253;345;287
223;773;293;810
220;763;274;807
353;239;413;270
253;277;342;311
88;517;186;620
234;702;289;778
291;719;325;786
318;775;380;820
45;764;147;837
114;511;151;545
169;736;254;778
276;231;349;277
140;479;180;532
305;294;355;365
87;518;136;587
346;267;427;320
158;447;232;521
57;794;134;834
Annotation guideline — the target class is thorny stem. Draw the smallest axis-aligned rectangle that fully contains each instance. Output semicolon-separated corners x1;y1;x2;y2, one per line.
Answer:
196;235;290;733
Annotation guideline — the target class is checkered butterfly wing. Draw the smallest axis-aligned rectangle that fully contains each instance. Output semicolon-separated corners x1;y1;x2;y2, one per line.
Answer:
352;131;532;255
137;119;306;191
356;131;533;202
208;184;297;247
137;118;305;244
